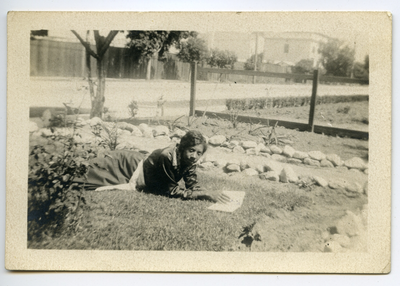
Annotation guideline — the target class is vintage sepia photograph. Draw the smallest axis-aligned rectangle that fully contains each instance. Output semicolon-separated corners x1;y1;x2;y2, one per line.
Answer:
6;12;391;272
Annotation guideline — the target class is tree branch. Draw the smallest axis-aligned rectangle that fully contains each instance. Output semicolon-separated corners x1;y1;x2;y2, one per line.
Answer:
98;30;119;57
71;30;99;60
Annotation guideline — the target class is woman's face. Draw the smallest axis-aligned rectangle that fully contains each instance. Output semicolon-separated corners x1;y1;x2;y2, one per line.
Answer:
182;144;204;165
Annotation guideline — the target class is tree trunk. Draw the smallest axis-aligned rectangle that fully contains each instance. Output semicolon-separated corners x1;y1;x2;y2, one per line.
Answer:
91;58;105;118
146;58;151;80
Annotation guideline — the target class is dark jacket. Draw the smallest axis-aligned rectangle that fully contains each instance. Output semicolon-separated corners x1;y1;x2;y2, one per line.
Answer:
143;143;201;199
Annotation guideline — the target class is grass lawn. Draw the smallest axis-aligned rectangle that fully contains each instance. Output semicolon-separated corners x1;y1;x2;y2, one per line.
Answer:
28;169;366;252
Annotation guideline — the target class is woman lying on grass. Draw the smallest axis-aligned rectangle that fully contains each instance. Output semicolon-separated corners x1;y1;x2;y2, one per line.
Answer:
78;130;230;203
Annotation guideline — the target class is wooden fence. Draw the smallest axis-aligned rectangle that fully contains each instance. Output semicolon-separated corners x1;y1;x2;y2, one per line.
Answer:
30;38;192;80
191;66;369;139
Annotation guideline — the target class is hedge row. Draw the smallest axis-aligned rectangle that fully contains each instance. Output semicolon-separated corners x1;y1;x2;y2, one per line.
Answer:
225;95;369;110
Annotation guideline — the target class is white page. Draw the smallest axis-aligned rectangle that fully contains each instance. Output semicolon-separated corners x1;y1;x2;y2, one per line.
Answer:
208;191;245;212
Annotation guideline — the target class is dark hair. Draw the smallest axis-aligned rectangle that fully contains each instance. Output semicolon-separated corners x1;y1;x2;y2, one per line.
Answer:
178;130;208;153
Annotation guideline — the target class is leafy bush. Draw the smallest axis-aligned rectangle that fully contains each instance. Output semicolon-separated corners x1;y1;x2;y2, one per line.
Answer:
91;122;119;151
28;130;97;240
128;99;138;118
337;106;351;114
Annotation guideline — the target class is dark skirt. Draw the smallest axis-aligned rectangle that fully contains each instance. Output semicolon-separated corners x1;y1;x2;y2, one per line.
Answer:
75;150;146;190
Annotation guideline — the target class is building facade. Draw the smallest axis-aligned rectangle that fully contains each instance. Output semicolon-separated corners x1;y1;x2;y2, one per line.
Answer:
262;32;330;68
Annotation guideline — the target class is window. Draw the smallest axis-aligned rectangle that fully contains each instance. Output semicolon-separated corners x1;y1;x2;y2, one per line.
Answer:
284;43;289;53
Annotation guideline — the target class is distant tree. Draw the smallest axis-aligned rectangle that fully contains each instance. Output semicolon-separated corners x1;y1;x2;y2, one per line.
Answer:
292;59;314;74
207;49;238;69
244;52;264;71
364;54;369;73
319;39;355;77
71;30;119;118
177;37;208;63
126;31;196;80
30;30;48;38
353;62;369;79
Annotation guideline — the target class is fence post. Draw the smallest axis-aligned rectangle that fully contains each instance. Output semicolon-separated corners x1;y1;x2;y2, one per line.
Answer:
308;69;319;132
189;62;197;116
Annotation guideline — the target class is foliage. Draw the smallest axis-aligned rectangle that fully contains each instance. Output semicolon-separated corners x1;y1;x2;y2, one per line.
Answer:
91;123;119;151
292;59;314;74
244;52;264;71
28;130;97;240
207;48;238;69
126;31;197;63
128;99;139;118
176;37;209;63
319;39;355;77
226;98;268;111
364;55;369;73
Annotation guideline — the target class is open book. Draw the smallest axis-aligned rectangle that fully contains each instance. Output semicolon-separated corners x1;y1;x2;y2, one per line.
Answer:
208;191;246;212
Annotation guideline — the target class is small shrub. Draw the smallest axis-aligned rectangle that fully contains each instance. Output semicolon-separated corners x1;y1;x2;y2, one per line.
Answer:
91;123;119;151
337;106;351;114
128;99;139;118
28;130;96;240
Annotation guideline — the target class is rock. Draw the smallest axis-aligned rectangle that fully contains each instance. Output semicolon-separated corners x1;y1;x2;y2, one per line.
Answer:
142;127;154;138
120;129;132;137
89;116;103;127
264;161;283;173
324;240;344;253
270;145;282;154
321;231;330;241
75;117;86;127
29;121;39;133
225;164;241;173
232;146;245;154
37;128;53;137
332;234;351;248
293;151;309;160
214;159;227;167
326;153;343;166
336;166;348;171
243;168;259;176
260;153;271;158
280;139;294;145
282;145;296;158
344;157;367;170
345;182;363;194
308;151;326;161
116;122;135;132
337;211;362;237
41;109;55;127
256;164;265;173
116;141;138;150
364;169;369;175
202;153;217;163
227;159;240;166
199;162;215;170
328;180;346;189
279;166;298;183
313;176;328;187
171;128;186;138
304;157;320;167
259;171;279;181
271;154;287;163
320;159;334;168
364;181;368;195
241;140;258;149
349;168;363;174
209;135;226;146
171;137;180;144
246;148;257;155
203;135;209;144
153;125;170;137
239;160;250;171
131;126;143;137
226;140;240;149
257;143;271;154
287;158;302;165
138;123;149;133
218;147;232;153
